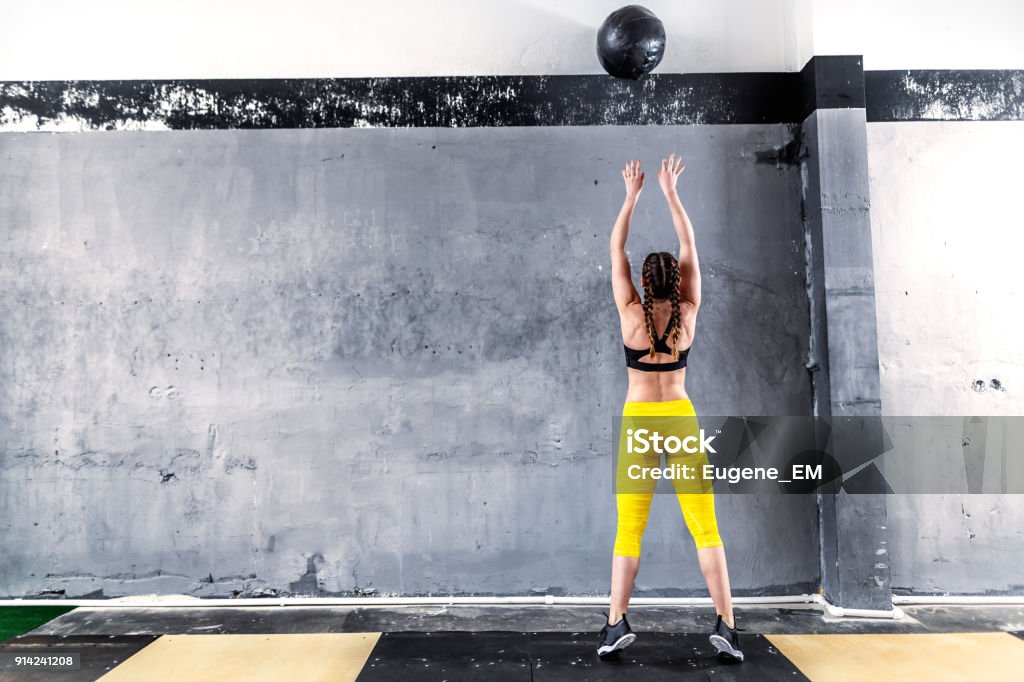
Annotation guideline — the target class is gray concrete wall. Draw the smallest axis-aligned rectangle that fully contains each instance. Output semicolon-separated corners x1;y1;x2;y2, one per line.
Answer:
0;125;817;598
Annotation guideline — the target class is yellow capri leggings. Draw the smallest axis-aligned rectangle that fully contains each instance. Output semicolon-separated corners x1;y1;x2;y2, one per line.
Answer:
613;398;723;556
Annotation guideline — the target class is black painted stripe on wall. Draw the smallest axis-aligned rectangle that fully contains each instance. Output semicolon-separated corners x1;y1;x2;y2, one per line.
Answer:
800;56;866;117
0;71;813;130
0;74;802;130
866;69;1024;122
1;63;1022;131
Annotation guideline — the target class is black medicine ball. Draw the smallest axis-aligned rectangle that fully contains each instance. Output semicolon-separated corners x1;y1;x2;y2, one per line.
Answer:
596;5;666;80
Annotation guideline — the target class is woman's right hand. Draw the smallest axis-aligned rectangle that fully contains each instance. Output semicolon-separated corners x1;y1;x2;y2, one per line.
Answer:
622;160;644;200
658;153;686;195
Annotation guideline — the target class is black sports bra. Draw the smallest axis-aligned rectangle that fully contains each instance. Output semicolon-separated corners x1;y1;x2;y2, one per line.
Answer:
624;311;690;372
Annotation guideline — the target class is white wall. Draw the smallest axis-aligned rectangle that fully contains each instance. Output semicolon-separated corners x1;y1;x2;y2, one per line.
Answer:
0;0;805;79
813;0;1024;70
868;121;1024;592
868;122;1024;416
4;0;1022;80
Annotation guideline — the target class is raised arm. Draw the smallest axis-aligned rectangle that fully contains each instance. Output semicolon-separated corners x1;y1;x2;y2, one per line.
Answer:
611;160;644;313
658;153;701;308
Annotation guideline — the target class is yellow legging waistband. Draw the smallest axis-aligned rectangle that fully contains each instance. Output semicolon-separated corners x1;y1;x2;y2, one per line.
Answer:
614;398;723;556
622;398;696;416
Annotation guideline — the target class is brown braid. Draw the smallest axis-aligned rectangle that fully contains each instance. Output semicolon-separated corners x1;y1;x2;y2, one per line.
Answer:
640;252;682;360
667;264;682;360
640;257;658;358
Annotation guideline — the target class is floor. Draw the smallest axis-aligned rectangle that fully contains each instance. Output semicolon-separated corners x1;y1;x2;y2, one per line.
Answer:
2;603;1023;680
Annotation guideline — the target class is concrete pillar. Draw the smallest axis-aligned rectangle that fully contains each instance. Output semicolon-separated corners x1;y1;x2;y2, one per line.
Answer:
800;56;892;610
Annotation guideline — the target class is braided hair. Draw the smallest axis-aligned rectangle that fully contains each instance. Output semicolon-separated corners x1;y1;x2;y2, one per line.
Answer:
640;251;682;360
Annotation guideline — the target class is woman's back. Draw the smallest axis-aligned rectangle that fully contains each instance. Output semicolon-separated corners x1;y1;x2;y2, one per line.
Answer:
620;300;695;402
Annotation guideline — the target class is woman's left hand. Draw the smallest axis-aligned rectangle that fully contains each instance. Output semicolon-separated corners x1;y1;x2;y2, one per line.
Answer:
622;160;644;200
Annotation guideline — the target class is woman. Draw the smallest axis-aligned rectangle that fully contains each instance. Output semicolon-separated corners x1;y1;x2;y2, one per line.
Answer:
596;155;744;663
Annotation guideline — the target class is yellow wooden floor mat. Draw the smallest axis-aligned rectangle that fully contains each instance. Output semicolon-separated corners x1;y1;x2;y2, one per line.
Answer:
98;632;381;682
767;632;1024;681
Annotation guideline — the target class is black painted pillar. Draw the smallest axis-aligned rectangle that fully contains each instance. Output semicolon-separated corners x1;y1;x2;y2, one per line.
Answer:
800;56;892;611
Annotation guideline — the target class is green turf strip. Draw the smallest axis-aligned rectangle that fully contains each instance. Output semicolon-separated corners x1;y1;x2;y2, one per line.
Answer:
0;605;76;643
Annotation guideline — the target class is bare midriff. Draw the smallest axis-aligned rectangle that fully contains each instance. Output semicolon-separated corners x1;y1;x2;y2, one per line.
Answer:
624;365;688;403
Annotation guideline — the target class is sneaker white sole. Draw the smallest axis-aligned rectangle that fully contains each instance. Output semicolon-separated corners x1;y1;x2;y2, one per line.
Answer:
709;634;745;662
597;633;636;657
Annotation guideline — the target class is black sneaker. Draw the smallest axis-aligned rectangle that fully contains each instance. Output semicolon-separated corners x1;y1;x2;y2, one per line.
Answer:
596;613;636;657
709;614;745;662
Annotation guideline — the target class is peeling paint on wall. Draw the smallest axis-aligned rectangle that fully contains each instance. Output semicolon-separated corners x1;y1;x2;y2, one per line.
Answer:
7;66;1017;134
0;74;804;132
866;70;1024;121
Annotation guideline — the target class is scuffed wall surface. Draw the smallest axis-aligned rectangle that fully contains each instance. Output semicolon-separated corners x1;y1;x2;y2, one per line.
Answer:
868;121;1024;594
0;125;816;598
0;75;803;132
866;70;1024;122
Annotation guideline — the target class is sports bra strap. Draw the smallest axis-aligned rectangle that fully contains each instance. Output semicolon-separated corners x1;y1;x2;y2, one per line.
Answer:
658;311;678;343
623;311;689;372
